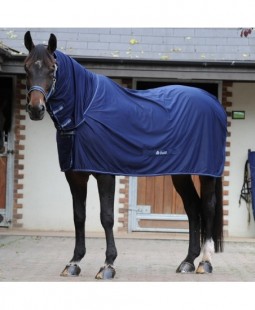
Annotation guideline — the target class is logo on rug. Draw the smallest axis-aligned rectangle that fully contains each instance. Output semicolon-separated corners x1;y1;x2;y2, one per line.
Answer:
155;150;168;156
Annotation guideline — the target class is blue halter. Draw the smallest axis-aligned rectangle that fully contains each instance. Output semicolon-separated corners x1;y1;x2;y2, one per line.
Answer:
26;64;58;103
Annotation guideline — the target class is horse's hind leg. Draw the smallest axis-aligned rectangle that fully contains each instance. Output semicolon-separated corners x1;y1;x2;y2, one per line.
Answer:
172;175;201;273
61;171;89;277
196;176;223;274
94;174;117;280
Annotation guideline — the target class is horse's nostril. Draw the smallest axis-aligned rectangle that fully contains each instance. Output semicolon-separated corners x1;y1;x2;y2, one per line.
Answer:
27;103;45;111
26;102;46;120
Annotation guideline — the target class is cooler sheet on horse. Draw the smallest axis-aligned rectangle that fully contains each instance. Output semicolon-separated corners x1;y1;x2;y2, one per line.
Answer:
46;51;227;177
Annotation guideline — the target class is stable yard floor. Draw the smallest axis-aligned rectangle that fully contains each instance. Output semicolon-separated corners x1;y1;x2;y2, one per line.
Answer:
0;231;254;282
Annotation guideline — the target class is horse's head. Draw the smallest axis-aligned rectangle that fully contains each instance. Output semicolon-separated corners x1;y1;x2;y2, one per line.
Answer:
24;31;57;120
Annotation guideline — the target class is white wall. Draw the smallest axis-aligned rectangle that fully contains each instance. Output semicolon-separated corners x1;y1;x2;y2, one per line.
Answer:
21;113;120;232
228;83;255;237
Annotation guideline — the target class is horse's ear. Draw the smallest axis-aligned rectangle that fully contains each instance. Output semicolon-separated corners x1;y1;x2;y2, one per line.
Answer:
24;31;35;52
47;34;57;54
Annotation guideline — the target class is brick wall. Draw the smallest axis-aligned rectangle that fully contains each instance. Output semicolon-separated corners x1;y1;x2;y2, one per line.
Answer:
118;176;130;232
12;75;26;227
221;81;233;236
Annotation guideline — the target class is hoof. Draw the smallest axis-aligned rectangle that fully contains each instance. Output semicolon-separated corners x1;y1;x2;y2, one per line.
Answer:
95;264;116;280
176;261;195;273
60;263;81;277
196;261;213;274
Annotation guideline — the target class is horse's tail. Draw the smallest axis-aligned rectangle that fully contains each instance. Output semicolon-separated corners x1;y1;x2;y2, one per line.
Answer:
213;177;224;252
201;177;224;253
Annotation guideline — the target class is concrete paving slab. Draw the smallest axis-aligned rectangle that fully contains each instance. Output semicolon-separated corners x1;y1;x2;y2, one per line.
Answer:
0;231;254;282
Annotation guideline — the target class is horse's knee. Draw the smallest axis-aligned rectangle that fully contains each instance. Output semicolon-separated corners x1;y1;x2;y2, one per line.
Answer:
100;213;114;229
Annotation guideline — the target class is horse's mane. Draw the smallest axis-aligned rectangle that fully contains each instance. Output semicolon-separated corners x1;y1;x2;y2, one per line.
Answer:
25;44;55;66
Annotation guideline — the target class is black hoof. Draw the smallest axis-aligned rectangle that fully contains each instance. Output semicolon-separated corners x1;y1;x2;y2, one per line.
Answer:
176;261;195;273
95;265;116;280
60;263;81;277
196;261;213;274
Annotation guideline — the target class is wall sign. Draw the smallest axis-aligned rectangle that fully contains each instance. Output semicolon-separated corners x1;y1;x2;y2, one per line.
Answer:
232;111;245;119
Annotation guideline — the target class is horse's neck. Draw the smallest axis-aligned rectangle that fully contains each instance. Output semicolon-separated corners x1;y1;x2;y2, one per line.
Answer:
57;50;96;87
51;51;99;124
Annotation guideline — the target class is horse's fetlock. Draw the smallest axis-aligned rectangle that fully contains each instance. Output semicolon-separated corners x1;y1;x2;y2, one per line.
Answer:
73;248;86;262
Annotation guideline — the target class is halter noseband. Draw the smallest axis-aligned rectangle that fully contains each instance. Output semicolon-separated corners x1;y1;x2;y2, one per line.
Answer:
26;64;58;103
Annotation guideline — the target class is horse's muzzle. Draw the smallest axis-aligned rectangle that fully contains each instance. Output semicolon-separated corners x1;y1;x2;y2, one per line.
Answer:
26;102;46;120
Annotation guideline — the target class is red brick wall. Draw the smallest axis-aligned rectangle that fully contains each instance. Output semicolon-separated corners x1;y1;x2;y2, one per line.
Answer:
221;81;232;236
12;75;26;227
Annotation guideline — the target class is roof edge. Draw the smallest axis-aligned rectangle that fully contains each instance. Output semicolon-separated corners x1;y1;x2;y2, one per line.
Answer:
63;55;255;68
6;53;255;69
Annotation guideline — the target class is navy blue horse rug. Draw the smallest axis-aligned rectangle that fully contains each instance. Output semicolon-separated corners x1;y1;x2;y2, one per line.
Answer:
46;51;227;177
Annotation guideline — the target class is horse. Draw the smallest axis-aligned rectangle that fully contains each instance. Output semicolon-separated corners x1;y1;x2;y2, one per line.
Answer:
24;31;227;279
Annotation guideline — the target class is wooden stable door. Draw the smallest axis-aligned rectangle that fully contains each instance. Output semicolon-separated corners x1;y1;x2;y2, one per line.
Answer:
135;175;200;232
0;77;14;227
0;151;8;226
0;156;7;209
137;176;185;214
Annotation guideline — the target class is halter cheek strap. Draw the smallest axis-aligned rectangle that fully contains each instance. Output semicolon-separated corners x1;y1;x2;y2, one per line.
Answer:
26;64;58;103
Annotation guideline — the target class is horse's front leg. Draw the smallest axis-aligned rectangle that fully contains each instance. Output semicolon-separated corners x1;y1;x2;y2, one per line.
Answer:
60;171;89;277
172;175;201;273
93;174;117;280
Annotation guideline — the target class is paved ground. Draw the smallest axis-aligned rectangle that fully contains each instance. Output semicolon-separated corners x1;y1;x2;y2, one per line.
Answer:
0;230;255;282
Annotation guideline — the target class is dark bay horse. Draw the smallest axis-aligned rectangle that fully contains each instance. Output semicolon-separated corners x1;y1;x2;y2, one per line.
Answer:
24;31;227;279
